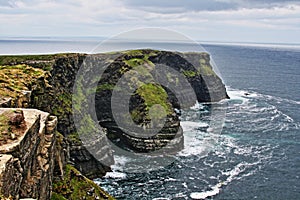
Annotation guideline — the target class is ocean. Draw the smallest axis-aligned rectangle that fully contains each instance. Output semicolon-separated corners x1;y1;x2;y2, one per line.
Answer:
1;38;300;199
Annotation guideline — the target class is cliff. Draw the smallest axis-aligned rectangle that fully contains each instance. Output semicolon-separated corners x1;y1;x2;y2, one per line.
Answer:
0;108;57;199
0;54;113;179
0;108;114;200
94;49;228;152
0;49;228;199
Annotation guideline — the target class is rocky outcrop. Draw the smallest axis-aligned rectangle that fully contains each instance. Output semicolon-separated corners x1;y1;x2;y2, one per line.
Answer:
0;54;114;179
0;108;114;200
94;49;228;153
0;108;57;199
0;50;228;198
51;164;114;200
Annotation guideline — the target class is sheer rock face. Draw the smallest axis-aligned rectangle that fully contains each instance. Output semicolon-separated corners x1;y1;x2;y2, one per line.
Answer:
0;50;228;178
0;108;58;199
0;54;114;179
95;49;228;153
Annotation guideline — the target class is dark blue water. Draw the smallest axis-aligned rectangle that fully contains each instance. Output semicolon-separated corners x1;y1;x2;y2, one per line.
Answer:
1;39;299;199
96;44;300;200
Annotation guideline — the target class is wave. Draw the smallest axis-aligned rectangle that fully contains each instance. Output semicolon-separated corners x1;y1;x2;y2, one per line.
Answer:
189;138;272;199
97;87;297;199
104;171;127;179
225;88;300;132
257;93;300;106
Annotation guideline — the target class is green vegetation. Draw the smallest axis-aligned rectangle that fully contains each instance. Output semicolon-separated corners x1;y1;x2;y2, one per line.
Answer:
182;70;198;77
123;49;144;57
0;54;55;65
52;93;72;116
76;115;98;139
0;110;25;145
67;132;81;145
199;64;216;76
131;83;173;123
122;49;158;57
51;164;114;200
50;192;67;200
0;53;80;71
96;83;115;92
124;58;145;68
136;83;172;113
0;64;46;98
0;111;10;138
123;50;156;69
72;76;85;112
198;57;217;76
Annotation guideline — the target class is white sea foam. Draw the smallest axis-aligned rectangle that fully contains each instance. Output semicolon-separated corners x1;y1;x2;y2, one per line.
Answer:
102;155;131;179
190;187;220;199
226;89;251;104
181;121;208;132
111;155;131;171
178;121;218;157
190;101;205;110
104;171;127;179
258;93;300;105
190;161;258;199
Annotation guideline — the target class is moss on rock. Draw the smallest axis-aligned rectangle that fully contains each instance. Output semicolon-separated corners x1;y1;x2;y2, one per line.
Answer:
51;164;114;200
136;83;172;114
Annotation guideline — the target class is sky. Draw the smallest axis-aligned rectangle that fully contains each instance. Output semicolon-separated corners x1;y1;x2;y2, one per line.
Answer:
0;0;300;43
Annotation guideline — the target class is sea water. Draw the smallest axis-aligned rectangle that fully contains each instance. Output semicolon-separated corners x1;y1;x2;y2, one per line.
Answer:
96;44;300;200
1;39;299;199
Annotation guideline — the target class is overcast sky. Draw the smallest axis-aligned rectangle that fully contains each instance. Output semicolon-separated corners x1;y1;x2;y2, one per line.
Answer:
0;0;300;43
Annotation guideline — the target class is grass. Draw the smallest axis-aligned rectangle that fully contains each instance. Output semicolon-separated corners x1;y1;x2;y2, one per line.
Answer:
52;92;73;116
0;110;26;145
0;111;10;135
182;70;198;77
199;64;216;76
198;57;217;76
51;164;114;200
131;83;173;123
0;64;46;98
67;132;81;145
123;50;156;69
0;54;55;65
124;58;145;68
122;49;158;57
136;83;172;113
96;83;115;92
0;53;81;71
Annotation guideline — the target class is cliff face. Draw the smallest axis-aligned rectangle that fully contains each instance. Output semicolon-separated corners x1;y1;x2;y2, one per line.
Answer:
0;108;114;200
0;108;57;199
94;49;228;153
0;50;228;198
0;54;113;179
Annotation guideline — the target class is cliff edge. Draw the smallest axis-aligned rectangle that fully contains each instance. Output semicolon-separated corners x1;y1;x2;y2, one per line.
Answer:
0;49;228;199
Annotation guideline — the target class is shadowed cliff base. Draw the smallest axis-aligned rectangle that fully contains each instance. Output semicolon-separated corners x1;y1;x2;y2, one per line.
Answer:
0;49;228;199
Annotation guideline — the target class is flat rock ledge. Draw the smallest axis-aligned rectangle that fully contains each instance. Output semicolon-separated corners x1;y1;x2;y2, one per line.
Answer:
0;108;57;200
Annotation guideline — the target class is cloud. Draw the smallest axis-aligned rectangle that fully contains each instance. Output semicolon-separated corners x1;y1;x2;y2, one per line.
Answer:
0;0;299;43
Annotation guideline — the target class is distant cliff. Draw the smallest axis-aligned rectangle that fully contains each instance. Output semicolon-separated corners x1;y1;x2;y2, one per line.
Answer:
0;49;228;199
